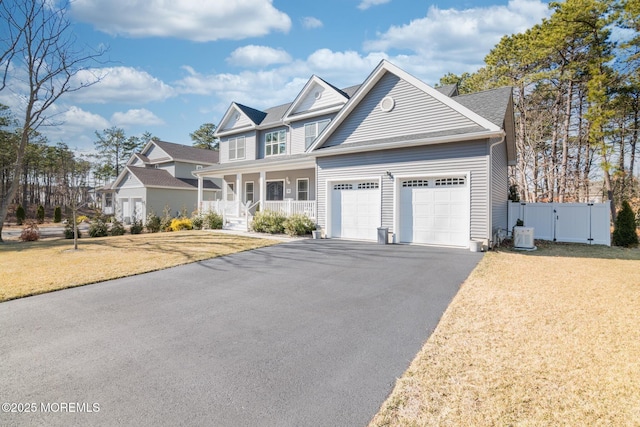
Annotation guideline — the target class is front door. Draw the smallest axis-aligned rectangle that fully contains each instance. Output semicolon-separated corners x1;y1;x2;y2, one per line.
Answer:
266;181;284;201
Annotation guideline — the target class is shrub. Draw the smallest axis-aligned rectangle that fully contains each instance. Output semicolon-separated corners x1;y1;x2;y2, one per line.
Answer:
283;214;316;237
191;212;204;230
130;218;144;234
612;200;638;247
88;219;109;237
251;210;286;234
170;217;193;231
36;205;45;223
145;212;162;233
161;205;173;232
76;215;89;224
16;205;25;225
53;206;62;223
110;219;126;236
20;221;40;242
64;222;81;239
203;211;223;230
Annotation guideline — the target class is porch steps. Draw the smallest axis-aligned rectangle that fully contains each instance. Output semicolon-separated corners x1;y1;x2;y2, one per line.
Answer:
224;215;248;231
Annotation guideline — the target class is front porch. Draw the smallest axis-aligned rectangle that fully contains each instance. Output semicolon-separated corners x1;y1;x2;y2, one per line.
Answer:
196;162;317;230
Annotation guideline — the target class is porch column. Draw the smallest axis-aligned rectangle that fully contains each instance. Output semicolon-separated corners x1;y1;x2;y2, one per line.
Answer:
197;176;203;212
236;173;242;216
259;171;266;211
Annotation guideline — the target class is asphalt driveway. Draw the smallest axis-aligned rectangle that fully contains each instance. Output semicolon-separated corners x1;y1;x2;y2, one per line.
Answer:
0;239;482;426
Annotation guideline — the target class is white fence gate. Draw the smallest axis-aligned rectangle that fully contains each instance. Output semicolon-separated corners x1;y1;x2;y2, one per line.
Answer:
508;202;611;246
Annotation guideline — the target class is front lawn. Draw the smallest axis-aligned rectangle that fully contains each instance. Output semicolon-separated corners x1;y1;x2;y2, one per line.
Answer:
0;231;280;302
371;242;640;426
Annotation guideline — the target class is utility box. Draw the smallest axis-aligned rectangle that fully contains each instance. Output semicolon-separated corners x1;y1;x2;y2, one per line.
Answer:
377;227;389;245
513;226;535;249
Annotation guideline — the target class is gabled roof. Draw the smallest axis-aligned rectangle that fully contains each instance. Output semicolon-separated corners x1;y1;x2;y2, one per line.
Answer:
151;140;219;164
135;140;219;165
307;60;503;153
113;166;220;190
282;75;350;123
236;103;268;125
435;84;458;97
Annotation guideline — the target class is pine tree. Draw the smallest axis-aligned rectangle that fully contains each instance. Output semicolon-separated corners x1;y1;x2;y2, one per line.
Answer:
612;201;639;247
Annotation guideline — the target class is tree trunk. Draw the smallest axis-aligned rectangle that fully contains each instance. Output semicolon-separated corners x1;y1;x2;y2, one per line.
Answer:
559;79;573;203
0;126;31;243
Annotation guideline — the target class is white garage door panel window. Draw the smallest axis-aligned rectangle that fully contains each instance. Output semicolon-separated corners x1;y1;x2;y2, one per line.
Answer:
400;176;469;246
331;182;380;240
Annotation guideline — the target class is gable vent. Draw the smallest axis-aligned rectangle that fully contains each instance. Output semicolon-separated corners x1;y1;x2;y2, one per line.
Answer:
380;96;395;112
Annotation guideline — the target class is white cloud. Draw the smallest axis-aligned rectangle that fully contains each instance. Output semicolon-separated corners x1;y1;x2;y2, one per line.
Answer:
358;0;391;11
363;0;550;71
111;109;164;128
227;45;292;68
71;0;291;41
301;17;323;29
70;67;175;104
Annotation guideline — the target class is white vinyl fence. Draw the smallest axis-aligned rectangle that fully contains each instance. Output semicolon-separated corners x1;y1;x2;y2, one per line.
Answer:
508;202;611;246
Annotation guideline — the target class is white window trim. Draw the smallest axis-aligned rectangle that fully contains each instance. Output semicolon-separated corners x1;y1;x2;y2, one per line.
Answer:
226;182;235;201
304;119;330;148
265;130;287;157
296;178;309;201
245;181;255;204
229;136;246;161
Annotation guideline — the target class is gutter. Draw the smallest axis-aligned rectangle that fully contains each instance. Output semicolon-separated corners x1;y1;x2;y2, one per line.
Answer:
487;132;507;247
309;130;504;158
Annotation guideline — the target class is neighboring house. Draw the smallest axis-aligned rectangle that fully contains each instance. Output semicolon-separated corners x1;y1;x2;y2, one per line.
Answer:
194;60;516;247
101;140;221;223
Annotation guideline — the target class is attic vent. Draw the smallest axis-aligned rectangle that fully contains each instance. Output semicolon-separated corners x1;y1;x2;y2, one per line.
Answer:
234;113;240;122
314;90;322;100
380;96;395;112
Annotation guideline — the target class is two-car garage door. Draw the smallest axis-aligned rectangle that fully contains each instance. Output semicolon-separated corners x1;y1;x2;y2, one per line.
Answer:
329;175;469;246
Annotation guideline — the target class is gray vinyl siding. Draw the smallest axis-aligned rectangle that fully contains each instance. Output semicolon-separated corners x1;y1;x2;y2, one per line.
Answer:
119;172;142;189
144;144;168;161
316;140;490;240
291;83;346;114
323;72;477;148
146;188;199;219
490;137;509;235
289;113;335;154
219;131;256;163
174;161;201;179
156;162;175;176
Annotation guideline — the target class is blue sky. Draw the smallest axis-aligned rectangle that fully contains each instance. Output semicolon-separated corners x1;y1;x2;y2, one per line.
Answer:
2;0;551;154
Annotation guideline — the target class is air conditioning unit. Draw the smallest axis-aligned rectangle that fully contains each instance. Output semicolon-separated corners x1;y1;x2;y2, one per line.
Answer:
513;227;535;250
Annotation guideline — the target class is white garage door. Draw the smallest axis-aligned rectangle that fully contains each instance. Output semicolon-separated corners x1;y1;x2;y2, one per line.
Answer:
331;181;380;240
399;176;469;246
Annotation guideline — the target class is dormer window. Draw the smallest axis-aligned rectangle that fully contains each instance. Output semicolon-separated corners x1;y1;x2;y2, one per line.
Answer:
304;119;330;149
265;130;286;156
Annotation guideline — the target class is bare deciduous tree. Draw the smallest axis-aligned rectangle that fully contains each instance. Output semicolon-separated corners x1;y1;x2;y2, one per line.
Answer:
0;0;106;242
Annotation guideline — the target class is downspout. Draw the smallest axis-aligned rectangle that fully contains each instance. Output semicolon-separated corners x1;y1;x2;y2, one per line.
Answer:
487;132;506;248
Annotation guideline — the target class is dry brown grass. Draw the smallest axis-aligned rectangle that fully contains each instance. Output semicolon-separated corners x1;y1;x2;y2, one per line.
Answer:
371;242;640;426
0;231;280;302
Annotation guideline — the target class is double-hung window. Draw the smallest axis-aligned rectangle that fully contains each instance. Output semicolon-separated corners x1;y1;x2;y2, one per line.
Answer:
228;136;245;160
304;119;330;148
265;130;286;156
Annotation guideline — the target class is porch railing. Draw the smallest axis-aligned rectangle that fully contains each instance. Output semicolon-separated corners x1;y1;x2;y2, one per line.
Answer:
264;200;316;218
201;200;316;219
